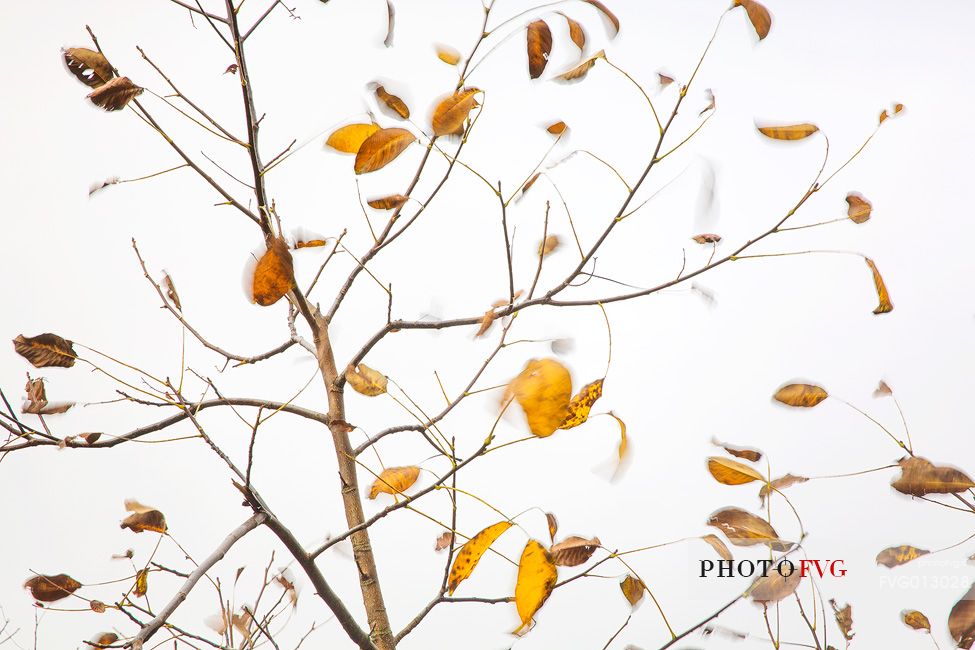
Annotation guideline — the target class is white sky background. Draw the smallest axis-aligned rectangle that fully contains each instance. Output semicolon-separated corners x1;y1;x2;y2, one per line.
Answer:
1;0;974;648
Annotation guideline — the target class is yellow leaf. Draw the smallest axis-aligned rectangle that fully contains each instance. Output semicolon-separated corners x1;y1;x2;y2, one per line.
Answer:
707;457;765;485
374;84;410;119
619;574;645;608
734;0;772;40
876;545;929;568
346;363;388;396
133;569;148;597
251;238;295;306
846;193;872;224
431;88;480;137
436;44;461;65
513;540;557;635
367;465;420;499
864;257;894;314
354;127;416;174
773;383;828;408
538;234;561;258
558;378;603;430
526;20;553;79
326;123;379;154
902;609;931;632
505;359;572;437
757;122;818;141
447;521;513;594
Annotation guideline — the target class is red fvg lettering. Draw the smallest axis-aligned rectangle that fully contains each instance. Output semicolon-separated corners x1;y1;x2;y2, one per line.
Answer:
799;560;847;578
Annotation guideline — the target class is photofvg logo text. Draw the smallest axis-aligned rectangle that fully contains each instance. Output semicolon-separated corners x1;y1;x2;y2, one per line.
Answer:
700;559;847;579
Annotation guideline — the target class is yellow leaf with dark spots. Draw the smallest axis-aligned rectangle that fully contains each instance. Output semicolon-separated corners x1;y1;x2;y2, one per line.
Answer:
558;378;603;429
448;521;512;594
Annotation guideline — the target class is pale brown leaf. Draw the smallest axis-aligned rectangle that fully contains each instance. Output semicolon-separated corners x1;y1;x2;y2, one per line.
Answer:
950;584;975;649
876;545;929;568
891;456;975;497
846;193;872;224
735;0;772;40
435;531;454;552
346;363;388;396
707;507;792;551
87;76;143;111
701;534;733;562
549;535;600;567
749;560;801;602
759;474;808;505
830;599;854;641
560;13;586;50
555;50;605;83
901;609;931;632
527;20;553;79
710;437;762;463
692;233;721;244
773;382;828;408
63;48;114;88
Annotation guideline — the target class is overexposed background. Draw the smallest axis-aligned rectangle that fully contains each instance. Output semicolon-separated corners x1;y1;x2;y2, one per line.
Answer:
1;1;973;648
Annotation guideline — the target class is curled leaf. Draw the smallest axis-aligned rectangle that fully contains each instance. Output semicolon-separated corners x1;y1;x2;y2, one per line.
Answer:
87;76;143;111
13;333;77;368
435;531;453;552
505;358;572;437
711;437;762;463
707;457;765;485
549;535;600;567
448;521;513;594
134;569;149;597
759;474;808;505
692;233;721;244
121;500;167;534
701;534;733;562
734;0;772;40
163;273;182;311
252;238;294;306
374;84;410;119
545;513;558;543
63;48;114;88
432;87;480;137
876;545;929;568
707;506;792;551
367;465;420;499
831;599;854;641
24;574;81;602
355;127;416;174
864;257;893;314
513;540;558;635
558;379;603;429
527;20;553;79
773;383;828;408
582;0;620;36
555;50;605;82
757;122;819;141
846;193;872;224
620;575;645;608
891;456;975;496
346;363;388;396
383;0;395;47
950;584;975;649
326;123;380;154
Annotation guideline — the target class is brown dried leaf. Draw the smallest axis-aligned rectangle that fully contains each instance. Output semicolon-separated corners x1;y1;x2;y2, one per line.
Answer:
707;457;765;485
368;466;420;499
550;535;600;567
734;0;772;40
448;521;513;594
901;609;931;632
950;584;975;649
326;123;380;154
873;380;893;397
692;233;721;244
13;333;77;368
252;238;294;306
90;600;108;613
657;71;675;88
773;383;828;408
346;363;388;396
620;575;645;608
749;560;801;602
355;127;416;174
375;84;410;119
120;500;167;534
367;194;409;210
891;456;975;496
711;437;762;463
846;193;872;224
707;506;792;551
864;257;893;314
295;239;327;249
432;88;480;136
545;513;558;543
225;63;238;75
560;13;586;50
63;48;114;88
582;0;620;36
133;569;149;597
555;50;605;82
505;358;572;437
757;122;818;141
830;599;854;641
436;44;461;65
475;309;497;338
276;572;298;608
876;545;929;568
384;0;395;47
701;534;733;562
90;633;118;648
546;120;568;135
163;273;181;311
527;20;553;79
24;574;81;602
435;531;453;552
513;540;557;635
759;474;808;505
87;76;143;111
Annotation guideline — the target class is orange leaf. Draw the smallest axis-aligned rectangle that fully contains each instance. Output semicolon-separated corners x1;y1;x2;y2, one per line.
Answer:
375;84;410;119
504;358;572;437
527;20;553;79
560;13;586;50
846;193;872;224
773;382;828;407
735;0;772;40
251;238;295;306
619;574;645;608
864;257;893;314
757;122;818;141
367;194;409;210
354;128;416;174
432;88;480;137
367;466;420;499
